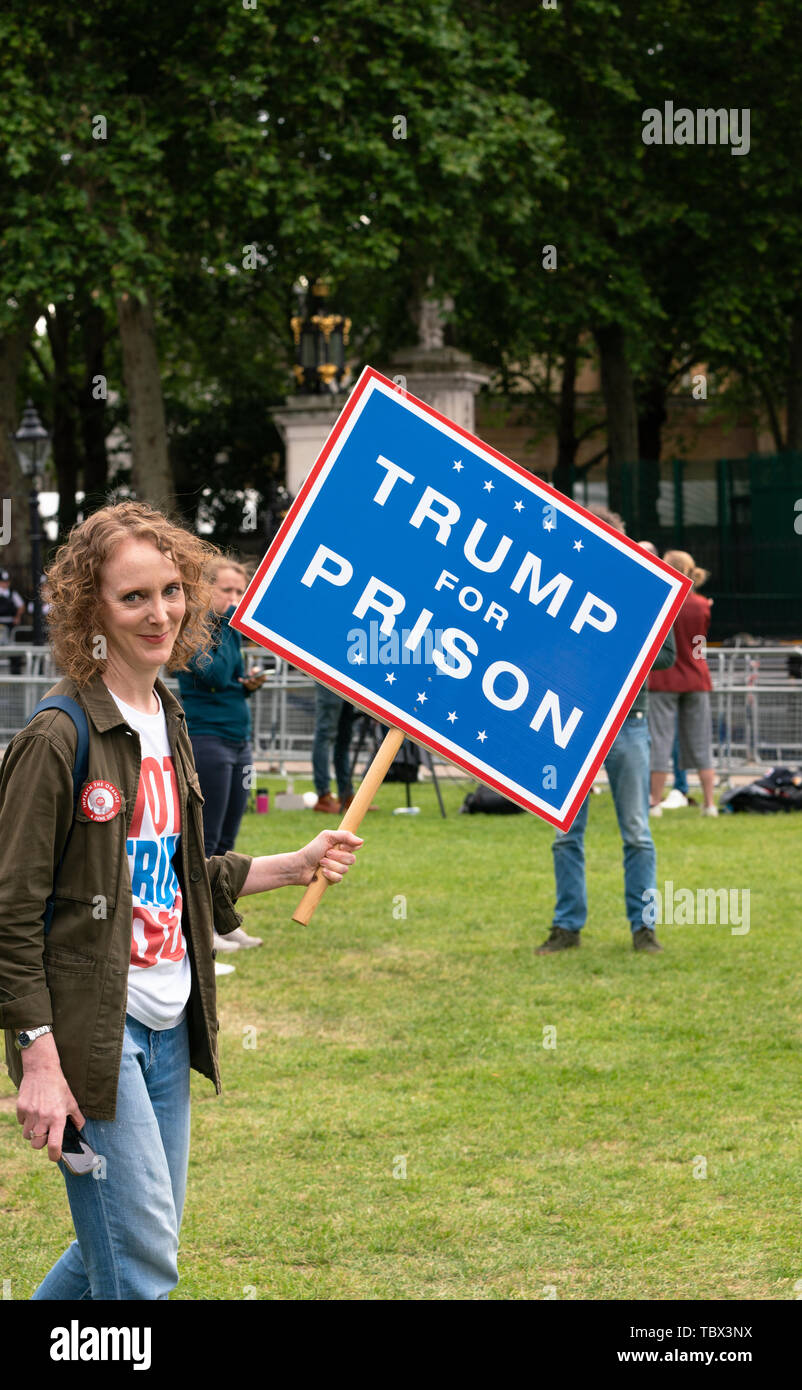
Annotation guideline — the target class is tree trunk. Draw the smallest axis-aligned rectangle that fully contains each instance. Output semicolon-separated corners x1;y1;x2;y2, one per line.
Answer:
595;323;638;518
0;299;40;577
636;375;667;534
117;293;174;511
756;375;785;452
46;305;80;541
552;337;578;498
786;302;802;450
80;303;109;510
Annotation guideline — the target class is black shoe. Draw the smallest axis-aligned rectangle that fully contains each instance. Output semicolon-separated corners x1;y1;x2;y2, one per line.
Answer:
535;926;580;955
632;927;663;953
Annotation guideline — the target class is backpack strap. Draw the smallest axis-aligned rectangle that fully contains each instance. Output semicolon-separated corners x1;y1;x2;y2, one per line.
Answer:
24;696;90;935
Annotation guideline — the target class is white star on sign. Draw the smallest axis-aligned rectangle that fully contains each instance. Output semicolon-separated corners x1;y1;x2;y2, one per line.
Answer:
385;672;396;684
353;653;364;664
514;500;524;512
417;692;427;703
483;480;494;492
477;730;487;742
453;459;463;471
447;711;458;723
573;539;583;551
543;518;555;531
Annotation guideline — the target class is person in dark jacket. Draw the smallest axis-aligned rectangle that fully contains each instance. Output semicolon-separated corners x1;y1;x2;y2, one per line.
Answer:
0;567;26;673
0;502;361;1301
177;559;266;952
0;567;25;638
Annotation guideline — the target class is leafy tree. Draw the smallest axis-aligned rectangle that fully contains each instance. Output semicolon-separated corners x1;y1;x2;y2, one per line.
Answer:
5;0;801;572
454;0;802;513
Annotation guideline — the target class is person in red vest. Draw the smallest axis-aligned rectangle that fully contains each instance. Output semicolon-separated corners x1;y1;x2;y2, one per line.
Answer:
648;551;717;816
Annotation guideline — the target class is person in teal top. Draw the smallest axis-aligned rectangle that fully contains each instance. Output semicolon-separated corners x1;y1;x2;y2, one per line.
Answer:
179;584;253;744
178;560;267;954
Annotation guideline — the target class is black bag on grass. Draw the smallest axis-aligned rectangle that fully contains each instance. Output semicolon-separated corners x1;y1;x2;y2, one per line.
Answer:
459;784;524;815
719;766;802;813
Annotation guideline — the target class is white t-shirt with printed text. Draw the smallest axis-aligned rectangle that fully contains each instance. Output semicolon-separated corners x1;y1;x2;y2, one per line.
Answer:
108;688;191;1030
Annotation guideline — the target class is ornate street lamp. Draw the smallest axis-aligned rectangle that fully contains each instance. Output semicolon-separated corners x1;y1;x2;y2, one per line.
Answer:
290;276;351;393
11;399;52;646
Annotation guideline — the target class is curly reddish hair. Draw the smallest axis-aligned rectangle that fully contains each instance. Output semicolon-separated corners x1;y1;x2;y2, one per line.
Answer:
45;502;221;686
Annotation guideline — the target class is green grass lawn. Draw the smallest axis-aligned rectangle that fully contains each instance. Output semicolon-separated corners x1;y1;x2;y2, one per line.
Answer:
2;779;800;1300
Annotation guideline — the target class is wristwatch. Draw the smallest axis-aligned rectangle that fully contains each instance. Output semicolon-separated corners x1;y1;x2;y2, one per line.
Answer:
15;1025;53;1051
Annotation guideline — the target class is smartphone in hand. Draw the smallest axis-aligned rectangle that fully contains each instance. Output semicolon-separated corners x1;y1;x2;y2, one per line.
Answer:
61;1117;99;1176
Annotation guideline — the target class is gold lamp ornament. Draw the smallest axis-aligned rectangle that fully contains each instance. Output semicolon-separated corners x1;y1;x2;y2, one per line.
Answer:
291;276;351;393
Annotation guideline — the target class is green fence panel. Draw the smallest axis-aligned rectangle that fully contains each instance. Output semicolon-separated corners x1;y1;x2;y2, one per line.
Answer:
615;454;801;639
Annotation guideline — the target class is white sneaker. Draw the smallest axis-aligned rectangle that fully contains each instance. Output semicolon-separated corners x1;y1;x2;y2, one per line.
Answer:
661;789;689;810
701;804;719;817
214;961;236;976
226;927;263;949
649;803;663;817
213;931;242;953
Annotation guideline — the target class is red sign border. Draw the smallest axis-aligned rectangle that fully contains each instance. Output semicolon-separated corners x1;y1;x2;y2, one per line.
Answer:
230;366;692;829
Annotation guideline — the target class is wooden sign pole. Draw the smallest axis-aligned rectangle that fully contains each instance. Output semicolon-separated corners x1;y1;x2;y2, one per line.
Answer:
292;726;406;925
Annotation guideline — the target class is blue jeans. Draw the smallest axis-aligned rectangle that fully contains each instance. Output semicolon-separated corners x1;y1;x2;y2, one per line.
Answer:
32;1014;191;1301
672;727;688;795
190;735;252;855
551;712;656;934
312;687;354;799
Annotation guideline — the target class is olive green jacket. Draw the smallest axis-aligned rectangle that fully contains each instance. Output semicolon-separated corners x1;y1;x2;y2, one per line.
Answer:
0;674;252;1119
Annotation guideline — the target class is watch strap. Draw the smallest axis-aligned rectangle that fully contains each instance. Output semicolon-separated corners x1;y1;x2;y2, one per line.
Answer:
16;1024;53;1048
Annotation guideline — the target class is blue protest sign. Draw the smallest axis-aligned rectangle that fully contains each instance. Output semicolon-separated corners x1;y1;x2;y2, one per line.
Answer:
231;367;690;828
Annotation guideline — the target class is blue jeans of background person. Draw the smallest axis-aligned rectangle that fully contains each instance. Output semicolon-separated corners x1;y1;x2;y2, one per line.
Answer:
672;726;688;795
312;687;355;800
190;735;252;855
32;1014;190;1301
551;712;656;934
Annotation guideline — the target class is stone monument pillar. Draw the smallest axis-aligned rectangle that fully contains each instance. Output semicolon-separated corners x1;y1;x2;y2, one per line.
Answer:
381;292;491;434
272;393;347;499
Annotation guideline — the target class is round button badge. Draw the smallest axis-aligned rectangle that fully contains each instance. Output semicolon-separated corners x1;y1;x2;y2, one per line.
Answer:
80;780;122;822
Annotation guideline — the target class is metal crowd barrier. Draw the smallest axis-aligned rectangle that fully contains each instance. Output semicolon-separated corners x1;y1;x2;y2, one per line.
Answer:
706;646;802;775
2;644;801;778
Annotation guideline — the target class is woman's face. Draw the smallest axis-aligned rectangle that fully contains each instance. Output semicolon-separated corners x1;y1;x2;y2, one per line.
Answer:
98;538;186;678
211;566;246;615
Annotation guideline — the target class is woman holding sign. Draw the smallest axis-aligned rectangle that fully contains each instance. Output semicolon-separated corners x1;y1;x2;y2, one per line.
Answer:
0;501;361;1300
